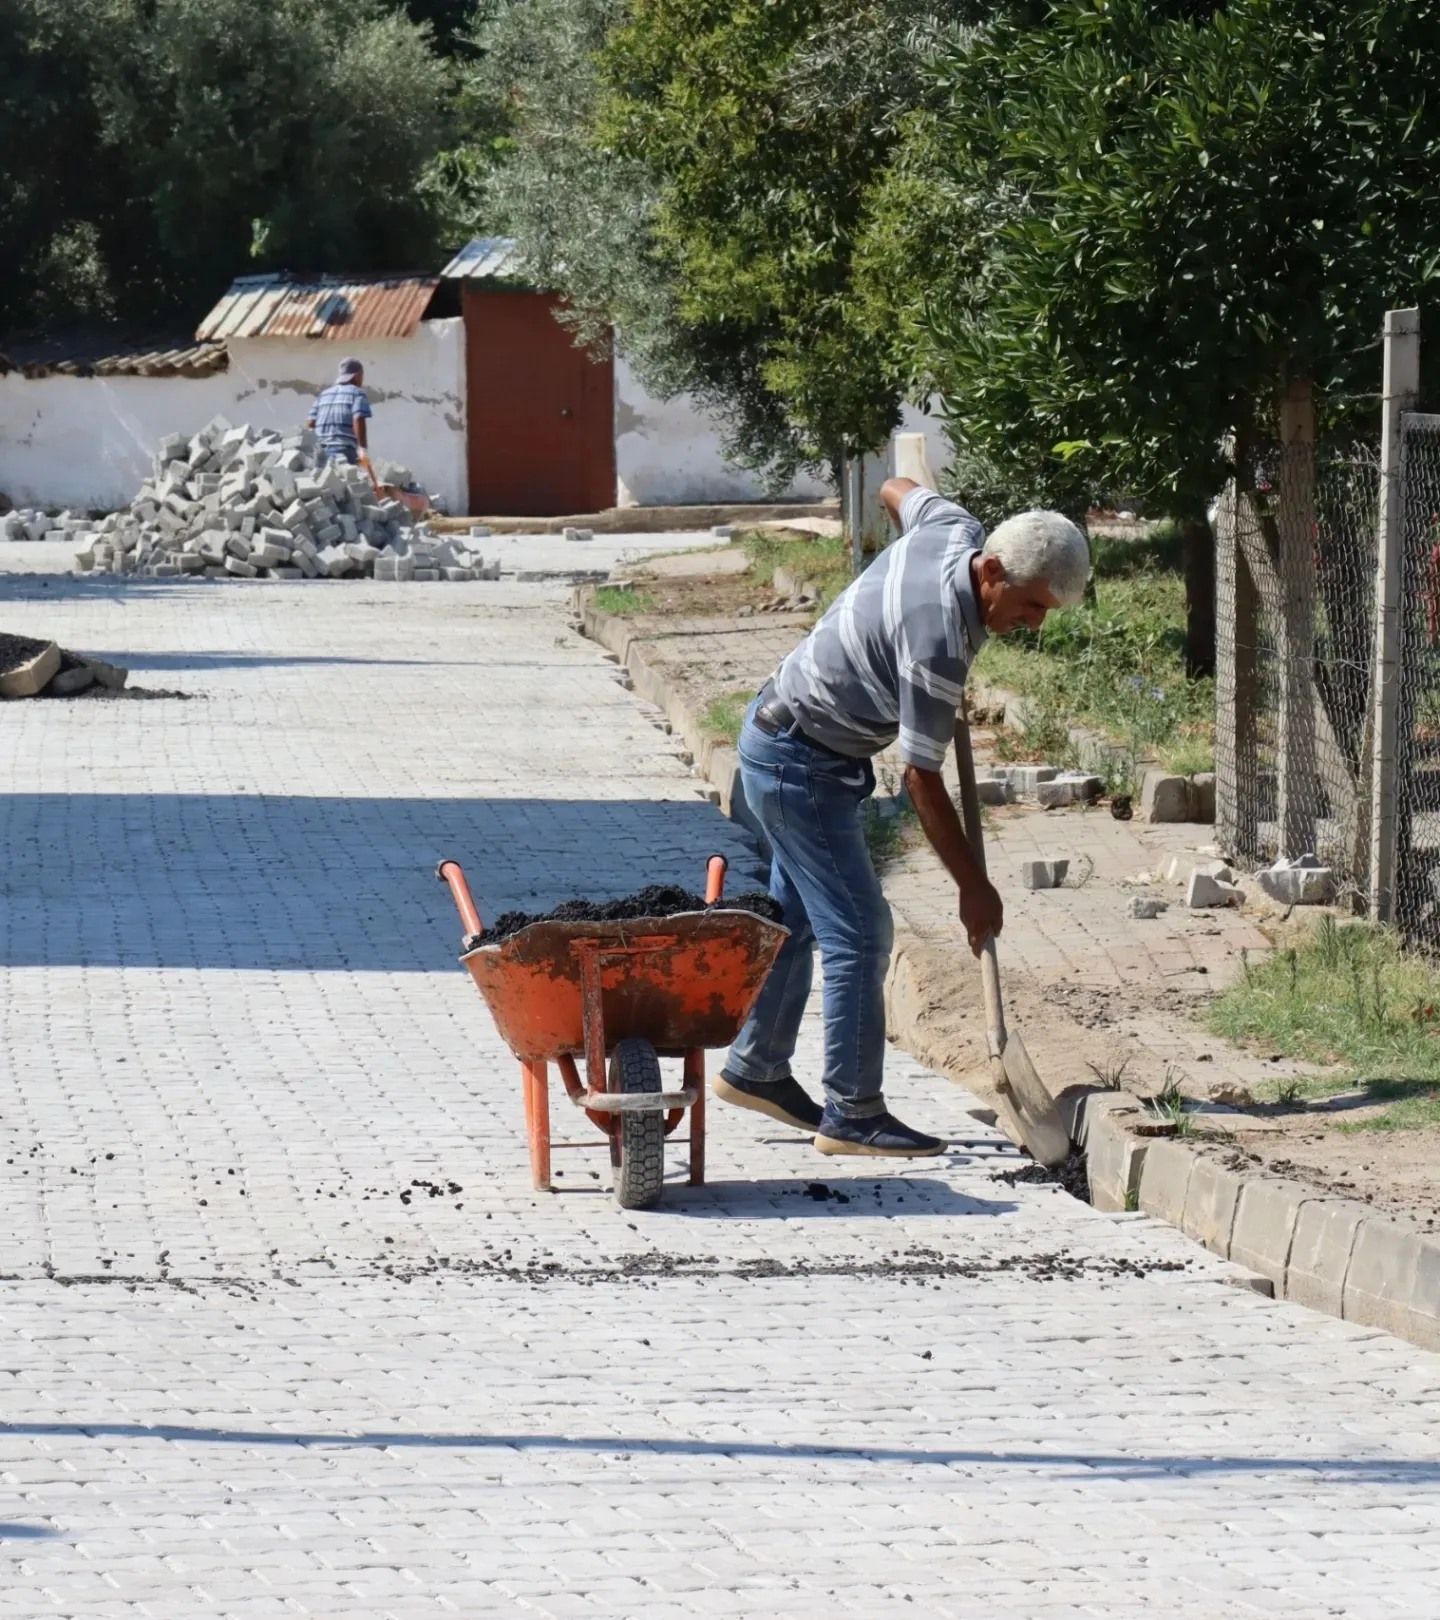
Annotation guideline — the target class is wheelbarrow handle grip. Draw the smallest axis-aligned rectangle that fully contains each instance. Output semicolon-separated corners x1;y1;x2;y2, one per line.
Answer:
705;854;727;904
435;859;484;938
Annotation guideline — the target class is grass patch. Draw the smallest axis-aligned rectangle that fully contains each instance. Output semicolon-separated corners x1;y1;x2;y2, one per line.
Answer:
592;584;657;616
1159;733;1216;777
739;528;851;609
975;524;1212;792
700;688;754;746
1205;917;1440;1128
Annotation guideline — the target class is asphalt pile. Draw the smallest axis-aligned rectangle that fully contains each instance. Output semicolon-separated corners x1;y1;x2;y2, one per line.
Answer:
1;415;498;583
0;632;130;700
476;885;784;946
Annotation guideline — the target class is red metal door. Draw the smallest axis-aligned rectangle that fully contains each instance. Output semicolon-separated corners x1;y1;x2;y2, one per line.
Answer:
463;289;616;516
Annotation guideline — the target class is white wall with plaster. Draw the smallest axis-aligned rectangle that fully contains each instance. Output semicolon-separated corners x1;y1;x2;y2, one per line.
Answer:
226;319;466;511
0;318;467;513
613;353;832;507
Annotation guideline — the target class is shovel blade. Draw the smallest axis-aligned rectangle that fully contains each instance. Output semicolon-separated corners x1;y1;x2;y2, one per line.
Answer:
992;1033;1071;1168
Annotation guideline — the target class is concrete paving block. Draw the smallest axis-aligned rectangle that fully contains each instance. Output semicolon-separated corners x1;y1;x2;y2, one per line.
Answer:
1187;871;1242;908
1179;1156;1244;1257
1256;863;1335;905
1342;1217;1440;1350
1005;764;1059;794
1137;1139;1196;1229
1286;1197;1368;1317
1084;1107;1149;1213
1036;773;1103;808
976;778;1009;806
1142;771;1191;822
1188;772;1217;822
1019;858;1069;890
0;640;60;699
1228;1176;1309;1286
223;556;258;578
49;663;96;696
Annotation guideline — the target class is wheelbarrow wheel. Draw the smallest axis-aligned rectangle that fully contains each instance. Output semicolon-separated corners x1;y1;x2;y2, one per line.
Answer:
609;1037;665;1210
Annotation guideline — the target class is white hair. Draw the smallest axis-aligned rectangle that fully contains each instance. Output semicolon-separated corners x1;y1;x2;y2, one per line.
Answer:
983;511;1090;606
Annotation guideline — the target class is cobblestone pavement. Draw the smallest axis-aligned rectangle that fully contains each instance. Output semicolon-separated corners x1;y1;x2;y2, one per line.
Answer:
881;758;1314;1104
2;565;1439;1617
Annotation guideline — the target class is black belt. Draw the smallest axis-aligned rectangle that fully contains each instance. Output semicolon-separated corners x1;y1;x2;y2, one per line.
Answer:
752;682;841;756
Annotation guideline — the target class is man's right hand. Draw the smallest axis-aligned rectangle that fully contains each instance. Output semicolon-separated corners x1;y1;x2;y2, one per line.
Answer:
959;878;1004;957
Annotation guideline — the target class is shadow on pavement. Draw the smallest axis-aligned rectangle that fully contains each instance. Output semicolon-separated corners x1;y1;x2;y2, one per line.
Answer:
0;793;765;972
669;1176;1018;1219
0;1423;1433;1483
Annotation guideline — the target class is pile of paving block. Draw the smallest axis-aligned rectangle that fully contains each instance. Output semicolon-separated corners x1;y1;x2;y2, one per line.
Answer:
0;417;498;583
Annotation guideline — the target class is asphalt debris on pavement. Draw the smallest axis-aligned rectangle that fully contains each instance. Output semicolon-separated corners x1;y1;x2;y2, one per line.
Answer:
0;631;49;672
992;1149;1091;1203
477;885;783;945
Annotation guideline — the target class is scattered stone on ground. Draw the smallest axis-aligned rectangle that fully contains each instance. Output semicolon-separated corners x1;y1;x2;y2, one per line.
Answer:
1127;895;1169;920
1187;869;1243;908
475;885;784;946
3;416;499;583
1019;858;1069;891
1037;771;1105;808
1256;852;1335;905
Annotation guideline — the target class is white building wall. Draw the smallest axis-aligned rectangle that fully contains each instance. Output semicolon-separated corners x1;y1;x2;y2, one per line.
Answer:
613;353;831;507
0;319;467;513
227;321;466;512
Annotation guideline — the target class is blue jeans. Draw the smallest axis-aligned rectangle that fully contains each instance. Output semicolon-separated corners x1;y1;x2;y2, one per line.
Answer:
724;700;894;1118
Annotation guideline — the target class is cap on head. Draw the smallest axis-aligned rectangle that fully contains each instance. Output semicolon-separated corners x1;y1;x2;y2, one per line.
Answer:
982;510;1090;606
338;357;364;382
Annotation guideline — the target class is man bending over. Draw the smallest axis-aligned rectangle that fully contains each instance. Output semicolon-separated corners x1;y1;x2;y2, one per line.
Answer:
715;480;1089;1157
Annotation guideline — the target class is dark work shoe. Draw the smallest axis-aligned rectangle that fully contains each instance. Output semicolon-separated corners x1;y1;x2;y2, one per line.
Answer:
713;1072;824;1132
814;1107;946;1158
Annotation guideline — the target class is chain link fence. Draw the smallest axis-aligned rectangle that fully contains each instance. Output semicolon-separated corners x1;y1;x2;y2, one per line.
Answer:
1395;414;1440;947
1215;311;1440;951
1216;437;1380;905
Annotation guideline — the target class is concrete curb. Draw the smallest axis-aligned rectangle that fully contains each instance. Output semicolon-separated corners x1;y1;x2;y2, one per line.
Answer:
1081;1096;1440;1350
575;592;1440;1355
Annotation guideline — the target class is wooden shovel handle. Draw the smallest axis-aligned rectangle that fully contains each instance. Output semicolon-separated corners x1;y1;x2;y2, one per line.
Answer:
951;708;989;881
952;706;1008;1054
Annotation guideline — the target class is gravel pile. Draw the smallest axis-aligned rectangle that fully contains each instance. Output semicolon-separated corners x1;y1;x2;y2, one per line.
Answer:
477;885;784;946
1;416;498;583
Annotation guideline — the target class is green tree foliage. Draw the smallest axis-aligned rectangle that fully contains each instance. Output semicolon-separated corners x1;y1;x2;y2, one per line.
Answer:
0;0;453;334
469;0;815;485
866;0;1440;516
598;0;963;475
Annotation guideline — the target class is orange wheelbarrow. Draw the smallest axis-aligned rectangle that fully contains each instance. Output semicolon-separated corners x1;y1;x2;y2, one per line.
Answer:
436;855;788;1209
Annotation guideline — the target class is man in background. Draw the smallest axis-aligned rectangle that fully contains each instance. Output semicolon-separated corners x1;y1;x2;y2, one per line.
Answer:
307;358;373;466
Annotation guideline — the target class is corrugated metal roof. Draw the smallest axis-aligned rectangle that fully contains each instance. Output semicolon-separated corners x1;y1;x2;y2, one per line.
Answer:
0;335;228;379
440;237;529;282
195;274;440;342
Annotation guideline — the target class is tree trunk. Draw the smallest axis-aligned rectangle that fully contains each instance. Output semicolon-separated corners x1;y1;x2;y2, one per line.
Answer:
1181;509;1216;679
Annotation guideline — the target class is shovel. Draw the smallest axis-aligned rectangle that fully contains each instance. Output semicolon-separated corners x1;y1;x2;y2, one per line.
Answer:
951;707;1072;1168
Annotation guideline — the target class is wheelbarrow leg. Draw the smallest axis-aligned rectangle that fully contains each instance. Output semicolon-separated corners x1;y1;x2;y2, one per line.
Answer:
685;1047;706;1186
522;1060;552;1191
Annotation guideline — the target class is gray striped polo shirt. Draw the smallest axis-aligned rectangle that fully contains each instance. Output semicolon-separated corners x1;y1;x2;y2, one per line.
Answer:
771;487;988;769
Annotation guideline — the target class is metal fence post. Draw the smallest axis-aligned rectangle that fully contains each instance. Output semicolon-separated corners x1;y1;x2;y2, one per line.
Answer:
1370;308;1422;922
1276;378;1318;858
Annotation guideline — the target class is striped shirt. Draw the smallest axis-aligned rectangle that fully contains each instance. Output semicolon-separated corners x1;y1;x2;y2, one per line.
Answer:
772;488;988;768
311;381;372;454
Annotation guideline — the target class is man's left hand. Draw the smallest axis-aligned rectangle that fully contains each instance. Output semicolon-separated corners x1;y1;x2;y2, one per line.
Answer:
959;878;1004;957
